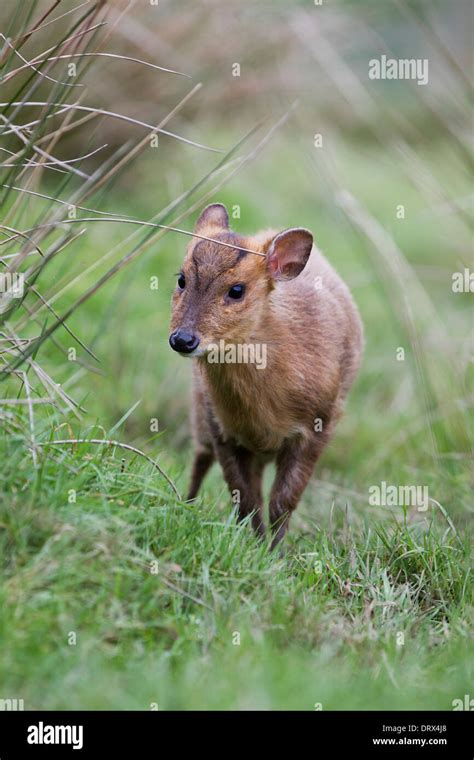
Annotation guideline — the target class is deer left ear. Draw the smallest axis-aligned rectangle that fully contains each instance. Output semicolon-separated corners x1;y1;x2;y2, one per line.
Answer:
266;228;313;280
194;203;229;233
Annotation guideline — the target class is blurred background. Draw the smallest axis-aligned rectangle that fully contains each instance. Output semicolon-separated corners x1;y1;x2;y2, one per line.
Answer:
0;0;472;513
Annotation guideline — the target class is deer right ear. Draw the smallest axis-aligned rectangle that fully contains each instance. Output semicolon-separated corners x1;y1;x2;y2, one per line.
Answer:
267;228;313;280
195;203;229;233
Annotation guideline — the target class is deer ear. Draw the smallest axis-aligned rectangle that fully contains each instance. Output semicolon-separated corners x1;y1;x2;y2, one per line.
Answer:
267;228;313;280
195;203;229;232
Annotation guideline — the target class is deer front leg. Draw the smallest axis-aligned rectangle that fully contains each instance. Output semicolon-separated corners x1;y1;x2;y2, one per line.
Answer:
213;437;265;538
269;434;328;549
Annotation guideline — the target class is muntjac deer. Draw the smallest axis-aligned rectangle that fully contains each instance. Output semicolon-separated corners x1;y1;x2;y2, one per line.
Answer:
169;203;363;548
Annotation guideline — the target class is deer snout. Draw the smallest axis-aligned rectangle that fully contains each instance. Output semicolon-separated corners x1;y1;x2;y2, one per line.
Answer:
169;329;200;354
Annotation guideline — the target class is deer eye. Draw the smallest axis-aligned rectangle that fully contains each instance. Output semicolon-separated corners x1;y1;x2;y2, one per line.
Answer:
177;273;186;290
227;284;245;300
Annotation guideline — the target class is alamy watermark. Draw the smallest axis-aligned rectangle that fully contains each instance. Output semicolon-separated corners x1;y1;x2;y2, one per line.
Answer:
0;697;24;710
369;55;429;86
207;340;267;370
27;722;83;750
452;694;473;710
0;272;24;299
369;481;429;511
452;268;473;293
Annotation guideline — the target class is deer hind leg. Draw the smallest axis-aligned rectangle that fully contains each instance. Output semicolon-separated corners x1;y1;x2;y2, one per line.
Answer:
187;448;214;501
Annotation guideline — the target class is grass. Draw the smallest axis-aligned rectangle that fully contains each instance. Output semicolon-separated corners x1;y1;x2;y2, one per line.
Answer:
0;431;471;710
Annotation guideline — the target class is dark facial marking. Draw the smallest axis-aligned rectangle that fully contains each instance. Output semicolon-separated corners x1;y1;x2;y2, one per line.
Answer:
189;237;248;292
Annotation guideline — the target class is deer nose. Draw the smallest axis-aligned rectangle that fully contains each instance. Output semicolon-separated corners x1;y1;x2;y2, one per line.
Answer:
169;329;200;354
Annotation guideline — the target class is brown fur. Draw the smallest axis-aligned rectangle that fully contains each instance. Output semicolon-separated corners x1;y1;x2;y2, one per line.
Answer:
169;203;363;547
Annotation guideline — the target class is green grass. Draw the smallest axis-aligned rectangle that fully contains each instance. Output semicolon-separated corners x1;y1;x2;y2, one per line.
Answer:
0;134;472;710
0;435;471;710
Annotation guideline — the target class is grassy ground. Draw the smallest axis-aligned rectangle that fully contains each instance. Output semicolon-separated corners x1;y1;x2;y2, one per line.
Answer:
0;133;472;709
